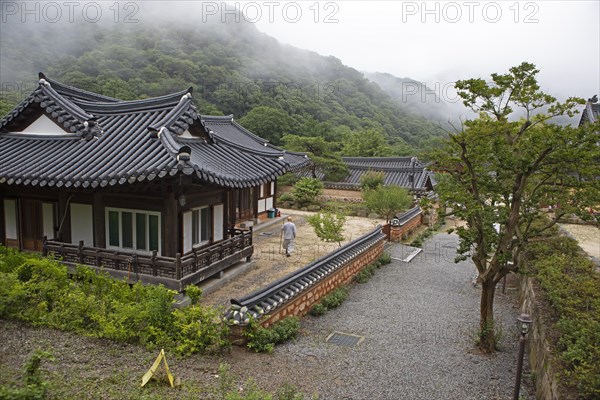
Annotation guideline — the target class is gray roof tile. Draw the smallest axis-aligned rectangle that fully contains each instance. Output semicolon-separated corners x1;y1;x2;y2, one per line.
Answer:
0;75;310;189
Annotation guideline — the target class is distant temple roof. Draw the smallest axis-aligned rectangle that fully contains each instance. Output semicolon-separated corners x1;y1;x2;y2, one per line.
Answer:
299;156;435;192
579;95;599;126
0;73;310;189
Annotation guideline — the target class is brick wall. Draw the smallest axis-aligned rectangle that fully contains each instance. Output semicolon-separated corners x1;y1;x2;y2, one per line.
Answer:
260;239;384;327
390;214;423;242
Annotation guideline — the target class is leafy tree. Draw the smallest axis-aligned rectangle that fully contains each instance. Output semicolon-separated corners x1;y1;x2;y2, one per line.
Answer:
360;170;385;191
342;128;392;157
362;185;413;222
238;106;296;145
291;177;323;207
282;134;349;182
430;62;600;353
306;211;347;247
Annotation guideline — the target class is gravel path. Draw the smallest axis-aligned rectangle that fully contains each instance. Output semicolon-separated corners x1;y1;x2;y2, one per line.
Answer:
279;232;533;400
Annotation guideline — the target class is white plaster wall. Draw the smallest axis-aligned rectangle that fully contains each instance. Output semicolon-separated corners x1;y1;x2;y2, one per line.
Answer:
20;114;67;135
70;203;93;245
3;199;17;239
213;204;224;241
42;203;54;239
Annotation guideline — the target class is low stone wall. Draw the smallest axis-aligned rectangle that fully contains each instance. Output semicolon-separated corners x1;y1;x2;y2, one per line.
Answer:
225;226;386;342
519;275;572;400
389;206;423;242
261;239;383;327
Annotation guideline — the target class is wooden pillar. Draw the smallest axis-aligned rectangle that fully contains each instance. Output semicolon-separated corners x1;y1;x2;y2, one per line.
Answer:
93;192;105;248
253;185;259;219
163;191;178;257
57;192;71;243
0;193;5;246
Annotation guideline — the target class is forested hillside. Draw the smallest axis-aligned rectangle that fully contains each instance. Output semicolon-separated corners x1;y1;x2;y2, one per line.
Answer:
1;18;446;153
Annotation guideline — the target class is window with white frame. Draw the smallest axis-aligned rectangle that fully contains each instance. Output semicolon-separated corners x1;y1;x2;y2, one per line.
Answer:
184;206;212;252
106;208;160;253
192;206;211;246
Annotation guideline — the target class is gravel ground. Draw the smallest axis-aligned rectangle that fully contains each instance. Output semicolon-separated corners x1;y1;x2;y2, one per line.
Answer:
0;231;534;399
278;232;534;400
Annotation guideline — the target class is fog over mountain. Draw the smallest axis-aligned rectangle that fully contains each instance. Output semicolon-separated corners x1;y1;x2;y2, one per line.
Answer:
1;1;596;139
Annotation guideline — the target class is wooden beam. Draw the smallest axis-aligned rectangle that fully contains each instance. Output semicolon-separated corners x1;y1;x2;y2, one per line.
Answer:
163;191;179;257
57;192;71;243
93;192;105;248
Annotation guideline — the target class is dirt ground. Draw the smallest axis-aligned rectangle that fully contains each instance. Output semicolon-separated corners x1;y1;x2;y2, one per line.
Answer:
203;209;387;307
559;223;600;260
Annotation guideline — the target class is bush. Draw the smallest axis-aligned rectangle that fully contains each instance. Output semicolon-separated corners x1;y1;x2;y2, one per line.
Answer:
0;249;230;356
245;317;300;353
354;264;376;284
278;192;295;202
291;177;323;207
309;303;327;316
309;286;349;319
277;173;299;187
306;211;347;246
360;170;385;191
321;286;348;309
524;234;600;396
379;252;392;265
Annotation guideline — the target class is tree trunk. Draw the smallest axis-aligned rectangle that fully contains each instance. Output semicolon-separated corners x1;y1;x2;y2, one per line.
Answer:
479;279;497;352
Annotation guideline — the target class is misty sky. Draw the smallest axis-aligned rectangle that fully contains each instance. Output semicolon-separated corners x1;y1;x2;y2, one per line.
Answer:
249;0;599;101
1;0;598;102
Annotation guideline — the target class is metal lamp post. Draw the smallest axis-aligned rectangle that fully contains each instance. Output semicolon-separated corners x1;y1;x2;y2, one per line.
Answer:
513;313;533;400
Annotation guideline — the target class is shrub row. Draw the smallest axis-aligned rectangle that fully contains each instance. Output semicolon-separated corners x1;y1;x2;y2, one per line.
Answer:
524;233;600;397
0;247;229;356
244;317;300;353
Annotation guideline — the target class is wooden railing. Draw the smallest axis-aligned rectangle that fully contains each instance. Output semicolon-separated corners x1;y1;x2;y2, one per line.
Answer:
43;228;253;291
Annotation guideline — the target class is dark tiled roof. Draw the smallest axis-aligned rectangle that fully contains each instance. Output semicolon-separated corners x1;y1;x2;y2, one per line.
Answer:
202;115;311;171
579;98;599;126
0;76;309;189
298;157;435;191
224;226;385;324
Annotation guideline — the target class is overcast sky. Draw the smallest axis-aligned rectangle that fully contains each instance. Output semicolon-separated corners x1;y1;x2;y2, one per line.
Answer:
1;0;598;102
246;0;599;101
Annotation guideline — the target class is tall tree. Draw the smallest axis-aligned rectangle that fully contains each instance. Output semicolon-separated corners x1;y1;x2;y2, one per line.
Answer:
342;128;392;157
431;62;599;352
362;185;413;223
282;134;349;182
238;106;296;145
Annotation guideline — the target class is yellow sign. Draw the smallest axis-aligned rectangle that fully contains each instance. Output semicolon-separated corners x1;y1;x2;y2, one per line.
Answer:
141;349;175;388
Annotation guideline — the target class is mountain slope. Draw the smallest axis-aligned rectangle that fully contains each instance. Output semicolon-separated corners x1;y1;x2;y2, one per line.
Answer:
1;18;445;150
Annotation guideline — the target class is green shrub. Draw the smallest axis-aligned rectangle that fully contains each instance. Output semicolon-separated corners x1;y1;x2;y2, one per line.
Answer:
320;286;348;309
0;246;30;274
524;234;600;396
278;192;295;202
291;178;323;207
277;173;299;187
379;252;392;265
245;317;300;353
309;303;327;316
354;264;376;284
360;170;385;191
0;248;230;356
306;211;347;246
185;284;203;305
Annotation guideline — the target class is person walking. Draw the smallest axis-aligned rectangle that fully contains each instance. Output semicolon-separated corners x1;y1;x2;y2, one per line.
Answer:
281;217;297;257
